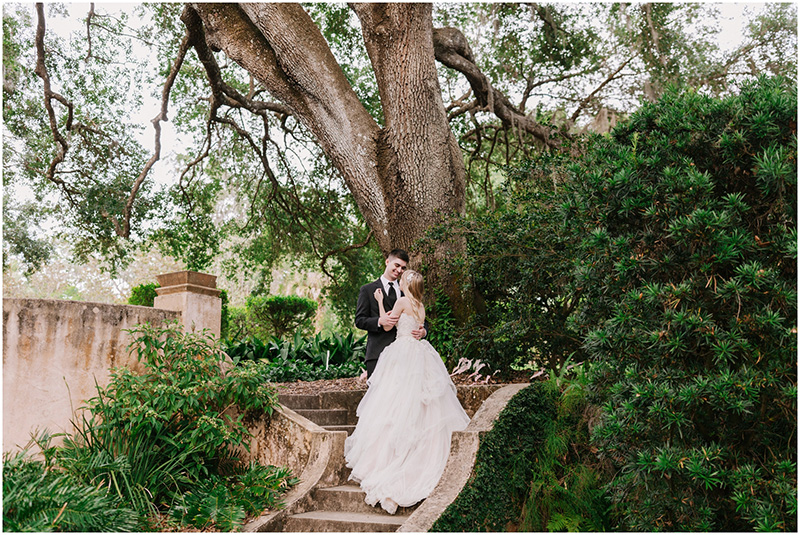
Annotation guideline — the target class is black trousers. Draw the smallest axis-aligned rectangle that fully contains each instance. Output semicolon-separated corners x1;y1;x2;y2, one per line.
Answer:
365;359;379;378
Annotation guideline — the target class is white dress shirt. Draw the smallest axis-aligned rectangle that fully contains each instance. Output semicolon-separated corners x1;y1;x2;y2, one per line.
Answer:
379;275;399;297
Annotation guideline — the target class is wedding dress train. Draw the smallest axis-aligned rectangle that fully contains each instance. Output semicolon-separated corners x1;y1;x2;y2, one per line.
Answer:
344;314;470;514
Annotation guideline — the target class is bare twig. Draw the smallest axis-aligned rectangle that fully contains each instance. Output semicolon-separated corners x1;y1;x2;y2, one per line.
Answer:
569;57;632;125
85;3;95;61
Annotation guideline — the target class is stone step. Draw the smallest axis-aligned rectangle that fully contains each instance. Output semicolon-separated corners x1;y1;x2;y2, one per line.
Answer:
323;424;356;436
295;408;349;426
314;484;419;516
278;393;321;409
283;510;410;532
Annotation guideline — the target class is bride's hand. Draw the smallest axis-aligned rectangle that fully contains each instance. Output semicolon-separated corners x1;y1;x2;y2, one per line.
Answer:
374;288;383;301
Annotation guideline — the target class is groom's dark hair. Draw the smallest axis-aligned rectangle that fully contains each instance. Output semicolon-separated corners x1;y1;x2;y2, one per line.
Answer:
387;248;410;263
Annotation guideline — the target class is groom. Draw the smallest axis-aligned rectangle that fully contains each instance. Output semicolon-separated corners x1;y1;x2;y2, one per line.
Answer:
355;248;427;377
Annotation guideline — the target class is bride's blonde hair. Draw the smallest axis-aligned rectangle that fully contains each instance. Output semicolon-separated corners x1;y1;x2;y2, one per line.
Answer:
400;270;424;319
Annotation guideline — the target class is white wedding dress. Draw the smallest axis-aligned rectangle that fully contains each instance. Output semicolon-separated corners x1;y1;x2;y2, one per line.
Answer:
344;313;470;514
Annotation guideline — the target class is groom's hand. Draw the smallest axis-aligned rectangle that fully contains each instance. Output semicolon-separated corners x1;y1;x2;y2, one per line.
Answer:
411;325;426;340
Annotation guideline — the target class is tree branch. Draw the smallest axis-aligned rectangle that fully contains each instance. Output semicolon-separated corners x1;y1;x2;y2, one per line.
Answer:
190;2;389;247
85;3;95;61
319;230;374;284
121;11;196;238
432;26;562;149
34;3;77;197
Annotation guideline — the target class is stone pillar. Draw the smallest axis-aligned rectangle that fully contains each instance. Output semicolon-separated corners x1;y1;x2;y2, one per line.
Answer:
154;271;222;338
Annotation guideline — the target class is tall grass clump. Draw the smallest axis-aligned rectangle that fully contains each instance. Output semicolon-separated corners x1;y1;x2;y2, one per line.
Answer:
3;435;139;532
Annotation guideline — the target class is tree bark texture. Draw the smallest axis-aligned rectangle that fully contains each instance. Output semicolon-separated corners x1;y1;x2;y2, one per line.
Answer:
189;3;469;310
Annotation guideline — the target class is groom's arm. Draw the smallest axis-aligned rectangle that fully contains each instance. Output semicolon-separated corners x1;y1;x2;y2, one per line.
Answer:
355;284;381;332
411;319;431;340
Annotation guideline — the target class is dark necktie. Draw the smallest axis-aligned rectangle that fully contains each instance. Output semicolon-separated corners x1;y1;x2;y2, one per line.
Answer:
387;282;397;308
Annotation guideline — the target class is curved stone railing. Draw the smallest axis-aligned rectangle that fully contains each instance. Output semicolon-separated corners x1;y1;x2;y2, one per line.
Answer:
398;383;530;532
237;405;347;532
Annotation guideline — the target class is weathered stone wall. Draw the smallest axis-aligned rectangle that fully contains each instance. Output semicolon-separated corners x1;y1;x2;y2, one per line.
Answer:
2;298;181;453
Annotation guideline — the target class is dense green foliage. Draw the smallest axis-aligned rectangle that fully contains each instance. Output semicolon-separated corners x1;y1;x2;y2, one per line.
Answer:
432;374;609;531
3;443;139;532
432;382;557;531
220;288;230;338
424;288;458;367
169;462;296;531
434;75;796;532
245;294;318;339
254;357;362;384
127;282;160;307
424;151;584;376
518;365;611;531
224;331;365;382
567;76;796;531
22;321;296;531
226;330;365;366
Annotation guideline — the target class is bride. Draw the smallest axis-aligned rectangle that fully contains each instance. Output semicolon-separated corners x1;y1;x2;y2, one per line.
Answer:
344;269;470;514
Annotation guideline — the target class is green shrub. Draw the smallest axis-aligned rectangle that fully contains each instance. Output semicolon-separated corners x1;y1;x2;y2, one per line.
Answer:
256;357;363;383
432;381;558;531
3;444;139;532
432;373;610;532
426;288;457;368
170;463;298;531
225;331;365;367
422;151;584;377
220;288;230;338
568;76;796;531
128;282;159;307
247;295;318;339
519;364;611;532
228;305;250;338
54;321;293;529
225;333;365;382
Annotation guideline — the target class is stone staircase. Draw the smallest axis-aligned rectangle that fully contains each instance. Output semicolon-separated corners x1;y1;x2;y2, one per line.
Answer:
245;385;524;532
276;392;419;532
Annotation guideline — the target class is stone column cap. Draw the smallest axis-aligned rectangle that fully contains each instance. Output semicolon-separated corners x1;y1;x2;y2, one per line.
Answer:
155;271;221;297
156;270;217;288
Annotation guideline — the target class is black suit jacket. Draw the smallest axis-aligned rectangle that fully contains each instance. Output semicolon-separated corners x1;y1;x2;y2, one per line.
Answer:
355;279;399;363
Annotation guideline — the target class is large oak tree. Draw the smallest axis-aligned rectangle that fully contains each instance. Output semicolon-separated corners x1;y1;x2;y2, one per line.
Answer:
5;2;796;317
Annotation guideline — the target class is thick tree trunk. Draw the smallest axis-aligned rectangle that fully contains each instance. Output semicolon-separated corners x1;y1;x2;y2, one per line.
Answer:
189;3;470;316
351;2;469;314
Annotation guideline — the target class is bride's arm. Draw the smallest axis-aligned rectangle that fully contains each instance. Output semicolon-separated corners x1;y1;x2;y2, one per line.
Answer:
373;289;400;331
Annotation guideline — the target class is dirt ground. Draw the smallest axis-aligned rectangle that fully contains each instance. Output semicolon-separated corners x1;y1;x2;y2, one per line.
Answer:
272;369;532;395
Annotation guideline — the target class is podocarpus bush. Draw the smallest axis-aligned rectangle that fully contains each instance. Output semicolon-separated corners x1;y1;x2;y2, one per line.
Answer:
567;76;796;531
